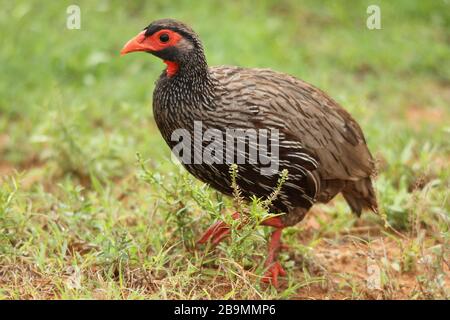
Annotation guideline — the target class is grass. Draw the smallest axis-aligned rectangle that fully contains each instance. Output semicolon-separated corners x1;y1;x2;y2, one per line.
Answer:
0;0;449;299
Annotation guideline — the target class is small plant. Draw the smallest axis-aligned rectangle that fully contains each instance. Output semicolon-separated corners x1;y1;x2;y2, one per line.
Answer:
219;164;290;279
229;163;289;222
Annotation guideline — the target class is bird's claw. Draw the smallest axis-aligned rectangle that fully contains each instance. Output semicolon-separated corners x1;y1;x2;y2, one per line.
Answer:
262;261;286;288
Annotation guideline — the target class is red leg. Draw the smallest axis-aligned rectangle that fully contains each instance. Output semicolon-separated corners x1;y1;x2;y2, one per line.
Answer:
198;212;283;247
197;212;239;245
261;216;284;228
261;217;287;287
261;217;290;250
199;214;287;287
198;214;283;245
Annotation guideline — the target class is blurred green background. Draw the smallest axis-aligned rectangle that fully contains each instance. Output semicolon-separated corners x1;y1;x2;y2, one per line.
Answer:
0;0;448;299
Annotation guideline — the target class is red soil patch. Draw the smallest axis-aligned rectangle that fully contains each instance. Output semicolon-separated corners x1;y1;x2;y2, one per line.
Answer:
406;105;447;127
290;232;448;299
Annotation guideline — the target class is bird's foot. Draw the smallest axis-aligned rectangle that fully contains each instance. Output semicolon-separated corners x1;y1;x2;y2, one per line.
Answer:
261;226;286;288
262;261;286;288
197;212;239;245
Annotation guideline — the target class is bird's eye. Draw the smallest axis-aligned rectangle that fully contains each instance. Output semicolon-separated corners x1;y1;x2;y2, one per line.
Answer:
159;33;170;43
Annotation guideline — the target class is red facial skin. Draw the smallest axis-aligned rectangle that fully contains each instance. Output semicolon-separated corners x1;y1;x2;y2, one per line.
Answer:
121;29;182;77
163;60;179;77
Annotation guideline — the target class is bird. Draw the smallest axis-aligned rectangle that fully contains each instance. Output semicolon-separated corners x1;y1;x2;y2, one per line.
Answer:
121;19;378;287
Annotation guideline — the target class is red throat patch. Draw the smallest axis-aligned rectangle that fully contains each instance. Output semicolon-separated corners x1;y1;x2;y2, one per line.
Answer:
163;60;179;77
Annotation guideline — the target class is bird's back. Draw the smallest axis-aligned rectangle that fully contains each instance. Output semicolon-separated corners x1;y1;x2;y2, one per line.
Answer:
207;66;377;214
209;66;375;179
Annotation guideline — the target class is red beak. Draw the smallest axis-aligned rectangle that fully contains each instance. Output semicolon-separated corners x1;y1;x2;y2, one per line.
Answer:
120;31;151;56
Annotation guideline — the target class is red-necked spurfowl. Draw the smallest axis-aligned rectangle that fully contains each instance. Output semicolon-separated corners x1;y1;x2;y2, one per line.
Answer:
121;19;377;287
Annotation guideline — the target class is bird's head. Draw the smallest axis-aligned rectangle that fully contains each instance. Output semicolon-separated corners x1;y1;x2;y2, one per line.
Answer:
121;19;204;77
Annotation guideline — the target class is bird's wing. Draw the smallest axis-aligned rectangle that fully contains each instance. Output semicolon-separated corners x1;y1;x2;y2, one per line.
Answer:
209;66;375;181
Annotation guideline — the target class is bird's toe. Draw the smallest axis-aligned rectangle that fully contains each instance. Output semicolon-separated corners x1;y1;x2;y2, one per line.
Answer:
262;261;286;288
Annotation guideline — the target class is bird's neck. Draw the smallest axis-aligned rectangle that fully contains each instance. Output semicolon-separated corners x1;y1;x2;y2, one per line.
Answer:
156;51;216;108
153;51;216;142
169;51;210;84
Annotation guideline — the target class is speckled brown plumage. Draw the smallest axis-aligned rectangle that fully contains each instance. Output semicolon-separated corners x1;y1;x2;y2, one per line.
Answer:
144;19;377;226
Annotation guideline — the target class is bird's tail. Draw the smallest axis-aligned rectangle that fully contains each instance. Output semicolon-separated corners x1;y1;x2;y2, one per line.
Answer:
342;177;378;216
